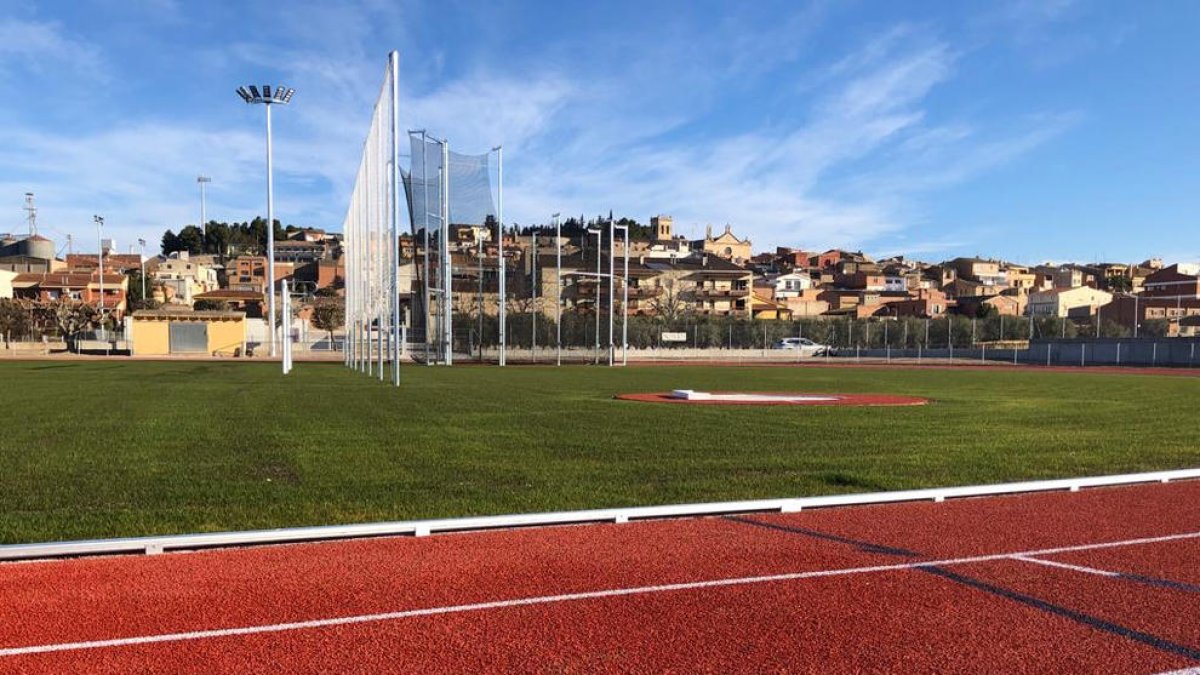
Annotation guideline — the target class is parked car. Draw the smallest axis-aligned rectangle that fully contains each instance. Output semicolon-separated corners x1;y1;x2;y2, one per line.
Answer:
772;337;832;356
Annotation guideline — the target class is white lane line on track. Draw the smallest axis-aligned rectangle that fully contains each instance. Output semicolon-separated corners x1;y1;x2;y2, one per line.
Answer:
1012;556;1119;577
3;530;1198;658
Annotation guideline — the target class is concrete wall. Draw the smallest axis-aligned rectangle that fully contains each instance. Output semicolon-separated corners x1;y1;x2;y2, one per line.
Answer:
208;318;246;356
131;320;170;356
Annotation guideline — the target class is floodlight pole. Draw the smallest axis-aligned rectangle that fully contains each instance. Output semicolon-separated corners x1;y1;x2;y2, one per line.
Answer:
138;239;146;303
494;145;506;366
554;213;561;366
236;83;294;359
197;176;211;240
93;215;104;343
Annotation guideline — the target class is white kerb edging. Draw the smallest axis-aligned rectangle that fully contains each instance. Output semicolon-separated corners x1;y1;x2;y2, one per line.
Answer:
1;467;1197;562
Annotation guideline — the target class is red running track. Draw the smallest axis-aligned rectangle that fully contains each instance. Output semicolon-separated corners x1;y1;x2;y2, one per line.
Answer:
2;481;1199;673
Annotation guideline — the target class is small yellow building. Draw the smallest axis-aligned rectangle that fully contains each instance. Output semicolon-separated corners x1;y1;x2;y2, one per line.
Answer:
130;310;246;356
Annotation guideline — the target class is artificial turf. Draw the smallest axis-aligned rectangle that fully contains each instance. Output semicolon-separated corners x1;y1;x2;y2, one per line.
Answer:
0;360;1197;543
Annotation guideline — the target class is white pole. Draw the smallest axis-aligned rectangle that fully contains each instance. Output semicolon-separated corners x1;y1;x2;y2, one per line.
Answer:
265;102;277;358
281;278;290;374
442;139;452;365
594;229;600;364
95;216;104;343
390;51;401;386
622;225;629;366
608;217;615;367
532;231;537;360
139;241;146;303
555;214;562;367
496;145;505;367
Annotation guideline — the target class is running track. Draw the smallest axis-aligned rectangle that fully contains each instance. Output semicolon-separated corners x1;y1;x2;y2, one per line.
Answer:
2;481;1198;673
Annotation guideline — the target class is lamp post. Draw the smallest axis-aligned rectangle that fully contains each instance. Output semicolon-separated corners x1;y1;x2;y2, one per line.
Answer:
138;238;146;303
93;215;105;353
197;176;212;240
236;84;295;358
93;214;104;315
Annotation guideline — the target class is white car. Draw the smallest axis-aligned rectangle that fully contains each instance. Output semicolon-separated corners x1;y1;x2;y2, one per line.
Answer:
773;337;831;356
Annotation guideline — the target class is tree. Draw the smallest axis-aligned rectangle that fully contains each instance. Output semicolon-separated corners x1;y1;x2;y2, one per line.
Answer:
0;299;32;344
648;279;689;325
310;297;345;345
177;225;205;254
194;299;229;311
161;229;183;256
48;300;99;352
1107;275;1133;293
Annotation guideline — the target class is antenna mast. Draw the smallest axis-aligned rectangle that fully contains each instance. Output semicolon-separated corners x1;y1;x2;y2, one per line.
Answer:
23;193;37;236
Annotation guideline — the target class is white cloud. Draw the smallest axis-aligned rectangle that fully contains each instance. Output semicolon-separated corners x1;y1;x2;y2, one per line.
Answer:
0;18;106;83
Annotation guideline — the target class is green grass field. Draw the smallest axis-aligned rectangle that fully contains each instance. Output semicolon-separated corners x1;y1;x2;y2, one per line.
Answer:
1;360;1197;544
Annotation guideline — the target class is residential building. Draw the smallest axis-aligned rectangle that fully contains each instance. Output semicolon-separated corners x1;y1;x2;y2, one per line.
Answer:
949;257;1006;286
11;270;129;316
0;269;15;298
888;289;949;318
1106;295;1200;335
750;294;793;320
1027;287;1113;318
193;289;265;316
1140;264;1200;299
65;253;143;273
765;271;813;298
272;239;330;263
1004;265;1040;292
153;251;219;305
955;294;1022;317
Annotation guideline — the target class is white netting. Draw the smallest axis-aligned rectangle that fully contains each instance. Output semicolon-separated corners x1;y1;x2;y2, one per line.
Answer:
343;52;402;384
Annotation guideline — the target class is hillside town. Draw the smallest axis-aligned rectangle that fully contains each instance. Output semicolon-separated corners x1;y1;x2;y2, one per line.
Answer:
2;211;1199;354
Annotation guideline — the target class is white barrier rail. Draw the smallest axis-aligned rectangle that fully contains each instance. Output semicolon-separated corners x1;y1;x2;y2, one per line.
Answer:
2;468;1197;561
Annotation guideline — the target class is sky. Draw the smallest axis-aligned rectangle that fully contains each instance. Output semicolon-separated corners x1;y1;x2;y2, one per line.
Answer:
0;0;1198;265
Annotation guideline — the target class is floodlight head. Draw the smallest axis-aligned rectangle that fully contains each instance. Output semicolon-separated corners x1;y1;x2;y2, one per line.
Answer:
238;84;294;105
197;175;212;184
93;215;103;226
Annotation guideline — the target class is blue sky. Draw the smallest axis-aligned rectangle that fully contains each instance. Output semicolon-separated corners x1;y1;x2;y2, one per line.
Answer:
0;0;1197;264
